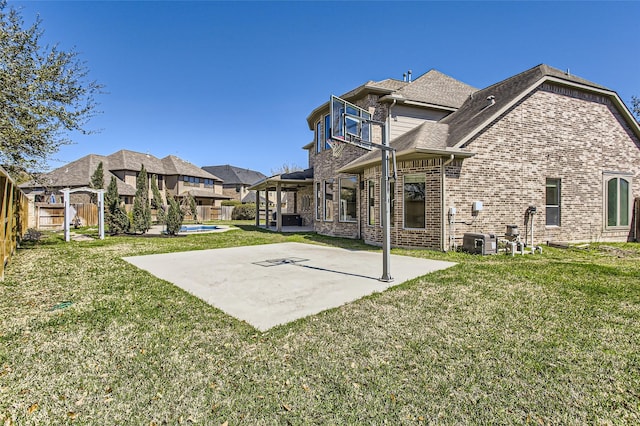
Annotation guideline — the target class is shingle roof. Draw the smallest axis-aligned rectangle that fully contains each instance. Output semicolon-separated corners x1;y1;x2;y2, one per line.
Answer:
393;69;478;108
162;155;222;180
20;150;220;193
179;188;231;199
107;150;166;175
201;165;266;185
441;64;612;148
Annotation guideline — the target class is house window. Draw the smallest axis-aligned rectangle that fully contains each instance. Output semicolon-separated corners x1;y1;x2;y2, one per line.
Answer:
368;180;375;226
157;175;163;190
324;180;333;221
316;120;322;153
324;114;332;150
606;176;631;228
403;174;425;229
316;182;322;220
183;176;188;182
390;181;395;227
339;177;357;223
545;178;561;226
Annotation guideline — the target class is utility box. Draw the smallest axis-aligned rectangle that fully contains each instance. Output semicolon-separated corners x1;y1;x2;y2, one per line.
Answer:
462;233;497;255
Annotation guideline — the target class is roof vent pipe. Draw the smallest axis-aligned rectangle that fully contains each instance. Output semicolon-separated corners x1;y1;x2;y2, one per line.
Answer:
408;70;412;82
487;95;495;106
403;72;407;82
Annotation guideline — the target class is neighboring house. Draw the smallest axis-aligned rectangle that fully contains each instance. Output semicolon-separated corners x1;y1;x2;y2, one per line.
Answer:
20;149;229;210
201;164;266;203
251;64;640;249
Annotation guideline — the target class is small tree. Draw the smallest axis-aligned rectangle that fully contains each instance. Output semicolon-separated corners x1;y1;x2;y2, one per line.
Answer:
632;96;639;120
89;161;104;203
105;176;129;234
150;174;165;224
131;165;152;233
165;195;183;235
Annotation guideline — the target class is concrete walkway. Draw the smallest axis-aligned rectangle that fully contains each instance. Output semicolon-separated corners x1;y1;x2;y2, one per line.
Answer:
123;242;456;331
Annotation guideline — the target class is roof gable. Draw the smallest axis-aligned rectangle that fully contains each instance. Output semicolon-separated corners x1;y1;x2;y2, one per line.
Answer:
393;69;478;109
441;64;631;148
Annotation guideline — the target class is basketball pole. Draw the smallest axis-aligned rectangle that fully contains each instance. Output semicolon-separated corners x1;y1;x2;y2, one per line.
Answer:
380;116;393;282
336;100;395;283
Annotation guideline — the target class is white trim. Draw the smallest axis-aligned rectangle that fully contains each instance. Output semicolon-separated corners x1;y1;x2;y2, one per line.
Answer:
603;173;633;230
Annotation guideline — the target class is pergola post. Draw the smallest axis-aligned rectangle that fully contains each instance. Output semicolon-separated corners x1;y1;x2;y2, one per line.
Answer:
98;189;105;240
62;188;71;242
255;190;260;227
265;191;270;228
276;182;282;232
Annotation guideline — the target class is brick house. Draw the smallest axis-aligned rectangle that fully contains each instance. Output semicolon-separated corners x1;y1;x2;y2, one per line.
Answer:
20;149;228;211
252;64;640;250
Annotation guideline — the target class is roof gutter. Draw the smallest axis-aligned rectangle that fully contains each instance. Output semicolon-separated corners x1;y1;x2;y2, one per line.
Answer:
338;148;475;174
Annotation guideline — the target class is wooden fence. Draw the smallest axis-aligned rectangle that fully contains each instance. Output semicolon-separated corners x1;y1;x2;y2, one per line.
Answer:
1;167;29;280
35;203;98;229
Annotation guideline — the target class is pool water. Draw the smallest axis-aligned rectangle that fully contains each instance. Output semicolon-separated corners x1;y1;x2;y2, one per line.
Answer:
180;225;220;232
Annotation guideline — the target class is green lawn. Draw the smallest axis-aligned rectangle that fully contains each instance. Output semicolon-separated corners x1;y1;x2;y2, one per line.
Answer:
1;225;639;424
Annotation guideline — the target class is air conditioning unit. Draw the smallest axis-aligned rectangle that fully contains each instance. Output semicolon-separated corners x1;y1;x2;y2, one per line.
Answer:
462;233;497;255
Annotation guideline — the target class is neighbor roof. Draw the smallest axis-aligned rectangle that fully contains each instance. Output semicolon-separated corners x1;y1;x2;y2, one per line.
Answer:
20;149;221;193
201;165;266;186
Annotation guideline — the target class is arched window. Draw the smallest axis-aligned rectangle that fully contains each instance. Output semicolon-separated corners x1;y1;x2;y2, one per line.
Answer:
606;177;630;228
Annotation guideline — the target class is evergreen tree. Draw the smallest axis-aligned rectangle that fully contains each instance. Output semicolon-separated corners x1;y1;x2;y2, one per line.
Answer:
105;176;129;234
89;161;104;203
150;174;165;224
165;195;183;235
131;165;152;233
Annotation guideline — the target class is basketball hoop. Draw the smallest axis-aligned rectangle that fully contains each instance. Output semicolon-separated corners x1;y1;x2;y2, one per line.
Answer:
327;139;346;158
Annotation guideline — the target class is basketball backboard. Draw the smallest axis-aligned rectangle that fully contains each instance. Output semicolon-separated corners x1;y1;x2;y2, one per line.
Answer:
330;95;373;150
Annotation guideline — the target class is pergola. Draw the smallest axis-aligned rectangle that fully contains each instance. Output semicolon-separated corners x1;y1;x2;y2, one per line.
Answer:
60;187;105;242
249;169;313;232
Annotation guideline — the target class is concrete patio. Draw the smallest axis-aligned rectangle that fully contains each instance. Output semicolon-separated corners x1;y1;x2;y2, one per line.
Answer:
123;242;456;331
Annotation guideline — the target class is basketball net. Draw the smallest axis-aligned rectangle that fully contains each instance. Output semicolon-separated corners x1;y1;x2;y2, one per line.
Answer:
327;139;345;158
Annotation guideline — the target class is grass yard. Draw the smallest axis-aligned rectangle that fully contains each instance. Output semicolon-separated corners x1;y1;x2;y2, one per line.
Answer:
1;224;639;424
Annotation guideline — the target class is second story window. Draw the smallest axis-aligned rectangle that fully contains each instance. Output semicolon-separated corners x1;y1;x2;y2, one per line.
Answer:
324;114;332;150
316;121;322;153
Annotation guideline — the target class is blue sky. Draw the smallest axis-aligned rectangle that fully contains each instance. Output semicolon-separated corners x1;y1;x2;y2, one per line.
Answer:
11;1;640;175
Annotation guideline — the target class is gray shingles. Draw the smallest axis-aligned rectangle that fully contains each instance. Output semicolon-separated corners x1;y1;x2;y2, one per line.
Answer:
394;69;478;108
201;165;266;185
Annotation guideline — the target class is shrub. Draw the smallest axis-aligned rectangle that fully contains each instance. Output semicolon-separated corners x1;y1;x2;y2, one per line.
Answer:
222;200;242;207
232;203;256;220
165;196;184;235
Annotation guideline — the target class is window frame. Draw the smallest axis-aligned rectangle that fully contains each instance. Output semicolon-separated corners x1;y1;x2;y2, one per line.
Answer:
339;176;358;223
368;180;375;226
324;114;332;150
403;173;426;230
545;178;561;227
604;173;632;229
316;120;322;153
323;180;334;222
380;178;395;228
315;182;322;221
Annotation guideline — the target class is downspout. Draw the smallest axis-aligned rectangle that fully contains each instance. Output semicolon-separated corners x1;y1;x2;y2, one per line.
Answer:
441;154;455;251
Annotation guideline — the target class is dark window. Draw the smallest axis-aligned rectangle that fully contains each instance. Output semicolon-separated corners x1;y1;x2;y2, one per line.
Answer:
403;174;425;229
607;177;630;227
545;178;561;226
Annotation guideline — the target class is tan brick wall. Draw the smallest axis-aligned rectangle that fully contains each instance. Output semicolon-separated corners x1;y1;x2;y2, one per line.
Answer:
445;84;640;246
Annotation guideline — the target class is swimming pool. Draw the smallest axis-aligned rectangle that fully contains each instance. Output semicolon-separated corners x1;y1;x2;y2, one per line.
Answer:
180;225;220;232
